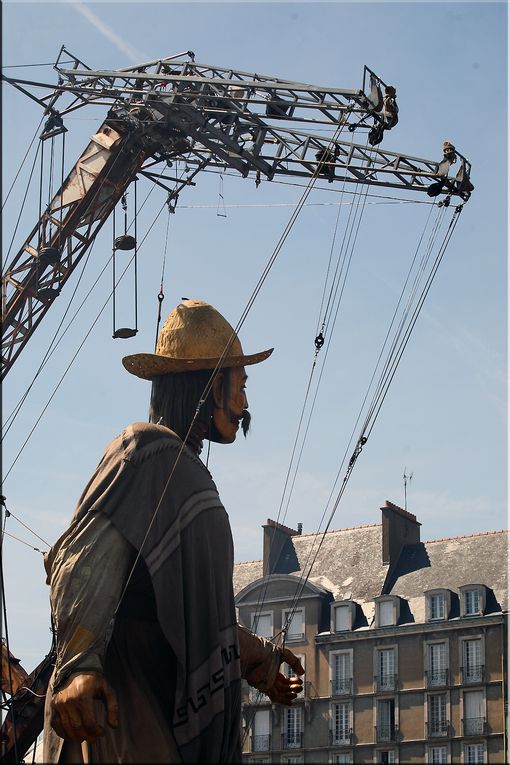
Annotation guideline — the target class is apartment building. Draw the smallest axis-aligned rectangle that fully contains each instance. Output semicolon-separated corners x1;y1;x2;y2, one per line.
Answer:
233;502;507;764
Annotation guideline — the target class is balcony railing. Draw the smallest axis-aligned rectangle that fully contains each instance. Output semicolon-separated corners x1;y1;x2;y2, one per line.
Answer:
331;677;353;696
426;719;450;738
251;734;271;752
249;688;269;704
462;717;487;736
375;723;398;742
426;668;449;687
286;631;305;642
330;728;353;746
460;664;485;684
281;731;303;749
375;673;397;692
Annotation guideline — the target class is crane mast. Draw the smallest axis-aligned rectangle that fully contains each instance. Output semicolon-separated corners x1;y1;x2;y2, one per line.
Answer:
1;50;473;380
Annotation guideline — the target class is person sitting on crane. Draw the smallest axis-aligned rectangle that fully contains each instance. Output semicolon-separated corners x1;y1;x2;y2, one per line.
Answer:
43;299;304;763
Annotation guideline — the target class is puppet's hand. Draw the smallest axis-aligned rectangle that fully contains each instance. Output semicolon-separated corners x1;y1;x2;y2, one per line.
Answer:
51;672;118;742
265;648;304;706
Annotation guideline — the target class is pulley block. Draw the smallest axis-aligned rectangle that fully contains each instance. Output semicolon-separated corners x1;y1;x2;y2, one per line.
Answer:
114;235;137;251
113;328;138;339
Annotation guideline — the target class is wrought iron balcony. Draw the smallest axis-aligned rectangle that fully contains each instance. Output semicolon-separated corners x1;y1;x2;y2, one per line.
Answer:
460;664;485;684
281;731;303;749
462;717;487;736
330;728;353;746
375;723;398;742
375;673;397;692
426;668;449;687
331;677;353;696
426;719;450;738
251;734;271;752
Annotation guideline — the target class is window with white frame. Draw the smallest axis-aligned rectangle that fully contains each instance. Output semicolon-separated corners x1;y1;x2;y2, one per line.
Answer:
377;750;396;764
281;757;303;764
331;752;352;763
283;608;305;641
333;604;351;632
428;745;448;764
251;612;273;638
331;650;352;695
428;693;448;737
429;592;447;621
464;589;481;616
284;654;305;697
463;690;485;736
331;701;351;745
283;706;303;749
252;709;271;752
464;742;485;764
427;642;448;687
378;600;395;627
377;647;396;691
377;698;396;741
462;638;483;684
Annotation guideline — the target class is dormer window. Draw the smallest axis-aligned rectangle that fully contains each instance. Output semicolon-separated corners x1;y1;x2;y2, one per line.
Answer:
465;590;480;615
425;589;451;622
374;596;400;628
331;601;355;632
430;593;446;620
459;585;485;617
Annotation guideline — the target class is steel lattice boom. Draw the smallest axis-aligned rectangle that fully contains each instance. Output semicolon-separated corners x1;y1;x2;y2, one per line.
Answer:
1;49;473;380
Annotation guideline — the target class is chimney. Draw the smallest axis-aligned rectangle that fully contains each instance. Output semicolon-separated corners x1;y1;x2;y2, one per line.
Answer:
263;519;300;576
381;500;421;568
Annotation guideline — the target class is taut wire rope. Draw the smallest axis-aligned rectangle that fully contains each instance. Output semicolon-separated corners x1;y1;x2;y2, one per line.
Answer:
1;113;45;215
2;194;170;483
248;137;373;646
271;203;442;632
276;203;464;638
109;118;349;630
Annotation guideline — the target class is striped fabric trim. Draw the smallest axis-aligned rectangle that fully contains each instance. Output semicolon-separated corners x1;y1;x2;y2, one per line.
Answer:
145;488;224;576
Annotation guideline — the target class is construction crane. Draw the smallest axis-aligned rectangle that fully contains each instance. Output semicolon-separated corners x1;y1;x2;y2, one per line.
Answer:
1;47;473;382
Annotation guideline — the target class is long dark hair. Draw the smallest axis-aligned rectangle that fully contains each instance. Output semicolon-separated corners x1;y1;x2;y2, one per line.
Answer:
149;369;217;440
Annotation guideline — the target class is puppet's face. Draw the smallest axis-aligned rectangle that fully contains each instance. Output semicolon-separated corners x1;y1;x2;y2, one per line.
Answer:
211;366;249;444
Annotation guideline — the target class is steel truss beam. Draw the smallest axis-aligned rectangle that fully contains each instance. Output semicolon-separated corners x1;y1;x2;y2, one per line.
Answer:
2;54;472;379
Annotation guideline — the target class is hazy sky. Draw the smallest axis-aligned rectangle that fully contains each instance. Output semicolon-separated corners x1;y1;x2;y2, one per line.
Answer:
2;1;507;669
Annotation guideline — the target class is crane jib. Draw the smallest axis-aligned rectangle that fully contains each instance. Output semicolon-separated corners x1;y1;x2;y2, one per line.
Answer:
1;55;473;380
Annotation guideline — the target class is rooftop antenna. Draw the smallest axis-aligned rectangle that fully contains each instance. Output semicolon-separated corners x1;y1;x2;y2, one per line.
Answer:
403;468;413;512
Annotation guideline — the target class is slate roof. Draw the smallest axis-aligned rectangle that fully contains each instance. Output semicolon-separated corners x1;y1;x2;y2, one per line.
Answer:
387;530;508;622
233;518;508;625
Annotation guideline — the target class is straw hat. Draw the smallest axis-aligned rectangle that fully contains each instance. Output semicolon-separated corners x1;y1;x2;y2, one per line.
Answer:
122;299;273;380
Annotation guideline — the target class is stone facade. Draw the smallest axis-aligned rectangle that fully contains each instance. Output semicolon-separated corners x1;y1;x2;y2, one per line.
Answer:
234;504;507;764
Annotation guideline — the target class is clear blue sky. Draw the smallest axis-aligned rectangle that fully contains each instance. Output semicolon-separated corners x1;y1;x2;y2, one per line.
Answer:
2;1;507;669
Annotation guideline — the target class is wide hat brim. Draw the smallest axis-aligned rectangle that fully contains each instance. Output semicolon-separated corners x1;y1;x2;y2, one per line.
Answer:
122;348;273;380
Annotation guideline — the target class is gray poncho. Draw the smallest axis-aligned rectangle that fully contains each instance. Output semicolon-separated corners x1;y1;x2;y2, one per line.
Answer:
44;423;242;763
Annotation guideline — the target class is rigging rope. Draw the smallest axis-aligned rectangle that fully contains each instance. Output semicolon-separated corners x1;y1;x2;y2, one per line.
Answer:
154;208;171;350
3;530;47;555
2;140;42;271
247;140;373;651
201;167;437;206
3;147;172;439
1;114;45;215
2;196;169;483
110;120;349;631
275;204;464;642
